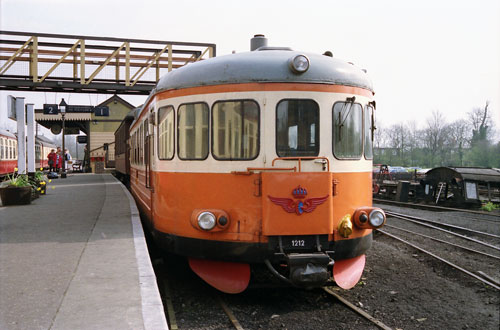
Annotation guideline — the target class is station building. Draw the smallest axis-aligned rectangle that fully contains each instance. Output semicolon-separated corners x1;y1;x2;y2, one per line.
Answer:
35;95;135;173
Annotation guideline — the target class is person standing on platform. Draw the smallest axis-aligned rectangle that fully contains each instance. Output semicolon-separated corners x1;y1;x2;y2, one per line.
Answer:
48;149;57;172
64;149;72;171
56;147;62;173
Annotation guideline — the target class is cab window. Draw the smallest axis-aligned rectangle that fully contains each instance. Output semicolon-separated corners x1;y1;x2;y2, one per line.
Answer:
364;105;374;159
178;103;209;160
276;99;319;157
333;101;362;159
212;100;259;160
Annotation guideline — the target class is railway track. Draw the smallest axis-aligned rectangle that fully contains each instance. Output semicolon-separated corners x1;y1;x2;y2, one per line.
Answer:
385;223;500;260
374;198;500;219
385;211;500;250
322;287;393;330
381;211;500;287
377;229;500;290
154;253;395;329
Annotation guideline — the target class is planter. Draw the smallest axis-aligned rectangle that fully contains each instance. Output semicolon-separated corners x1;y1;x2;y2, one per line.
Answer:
0;186;32;206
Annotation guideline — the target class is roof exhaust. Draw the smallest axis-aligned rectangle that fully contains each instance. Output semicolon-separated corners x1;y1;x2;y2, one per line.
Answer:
250;34;268;51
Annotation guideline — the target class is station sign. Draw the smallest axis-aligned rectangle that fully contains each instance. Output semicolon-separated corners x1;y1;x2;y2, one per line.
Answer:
77;135;88;144
7;95;16;120
42;103;111;118
66;105;94;113
43;104;59;115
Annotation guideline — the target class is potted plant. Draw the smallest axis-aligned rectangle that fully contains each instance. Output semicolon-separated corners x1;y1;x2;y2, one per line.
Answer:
29;168;48;196
0;169;33;205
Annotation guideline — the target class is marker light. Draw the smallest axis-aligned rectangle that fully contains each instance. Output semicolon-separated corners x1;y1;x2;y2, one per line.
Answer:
369;209;386;228
197;212;216;230
289;54;310;74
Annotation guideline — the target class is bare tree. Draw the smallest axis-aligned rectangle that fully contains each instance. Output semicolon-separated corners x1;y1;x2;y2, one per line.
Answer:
468;101;493;144
386;123;406;165
448;119;471;166
423;110;447;167
373;123;385;149
406;120;422;166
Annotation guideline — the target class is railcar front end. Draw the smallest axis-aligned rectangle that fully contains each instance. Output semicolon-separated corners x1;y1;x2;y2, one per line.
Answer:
128;36;385;293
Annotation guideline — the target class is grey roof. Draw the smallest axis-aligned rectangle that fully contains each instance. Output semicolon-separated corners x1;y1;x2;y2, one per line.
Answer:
35;135;56;145
0;128;16;138
156;49;374;93
426;167;500;184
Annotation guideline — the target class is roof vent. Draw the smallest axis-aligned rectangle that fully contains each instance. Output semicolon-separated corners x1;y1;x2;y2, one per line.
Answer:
250;34;268;51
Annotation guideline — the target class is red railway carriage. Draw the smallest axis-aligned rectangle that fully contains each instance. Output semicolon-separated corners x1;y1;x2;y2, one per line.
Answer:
117;35;386;293
1;128;56;177
0;129;18;177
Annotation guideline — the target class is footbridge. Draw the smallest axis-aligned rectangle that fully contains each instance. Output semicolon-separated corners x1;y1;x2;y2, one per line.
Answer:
0;30;216;95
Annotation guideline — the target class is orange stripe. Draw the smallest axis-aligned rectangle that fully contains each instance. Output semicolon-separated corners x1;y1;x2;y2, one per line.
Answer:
131;82;373;130
157;82;374;99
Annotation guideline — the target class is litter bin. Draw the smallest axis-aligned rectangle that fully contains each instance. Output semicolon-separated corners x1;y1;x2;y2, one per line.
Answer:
95;161;105;174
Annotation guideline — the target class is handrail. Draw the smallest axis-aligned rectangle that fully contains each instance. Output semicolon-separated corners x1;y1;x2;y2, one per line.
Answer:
272;157;330;172
231;167;297;175
89;141;115;153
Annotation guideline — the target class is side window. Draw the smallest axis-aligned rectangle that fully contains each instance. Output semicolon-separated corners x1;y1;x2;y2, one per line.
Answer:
131;132;135;164
364;105;374;160
212;100;259;160
132;132;137;165
158;106;175;160
0;138;3;160
139;123;143;164
333;102;363;159
178;103;209;160
276;99;319;157
134;132;138;164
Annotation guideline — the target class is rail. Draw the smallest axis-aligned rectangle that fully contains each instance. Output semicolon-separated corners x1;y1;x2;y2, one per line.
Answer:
377;229;500;290
386;212;500;251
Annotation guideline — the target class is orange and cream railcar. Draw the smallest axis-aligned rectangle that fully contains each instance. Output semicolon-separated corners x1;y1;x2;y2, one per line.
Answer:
124;35;386;293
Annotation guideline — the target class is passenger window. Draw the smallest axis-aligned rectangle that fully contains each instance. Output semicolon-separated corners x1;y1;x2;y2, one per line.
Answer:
178;103;209;160
333;101;363;159
276;99;319;157
364;105;374;160
158;106;175;160
212;100;259;160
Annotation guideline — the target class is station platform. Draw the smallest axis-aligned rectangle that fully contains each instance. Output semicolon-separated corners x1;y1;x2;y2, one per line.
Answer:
0;173;168;330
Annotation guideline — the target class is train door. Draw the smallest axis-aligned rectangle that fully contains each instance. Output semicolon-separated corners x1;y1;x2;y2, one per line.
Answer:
145;119;154;189
145;118;150;188
144;117;153;221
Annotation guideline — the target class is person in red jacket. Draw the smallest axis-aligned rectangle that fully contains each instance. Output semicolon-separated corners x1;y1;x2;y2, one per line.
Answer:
47;149;57;172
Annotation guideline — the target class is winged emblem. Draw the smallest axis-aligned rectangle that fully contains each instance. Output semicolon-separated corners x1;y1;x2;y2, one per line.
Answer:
268;185;329;215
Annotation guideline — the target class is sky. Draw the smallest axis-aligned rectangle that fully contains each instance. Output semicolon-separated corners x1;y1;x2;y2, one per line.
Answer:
1;0;499;139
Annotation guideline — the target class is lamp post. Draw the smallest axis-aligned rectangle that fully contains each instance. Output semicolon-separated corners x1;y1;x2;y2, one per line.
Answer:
59;98;67;178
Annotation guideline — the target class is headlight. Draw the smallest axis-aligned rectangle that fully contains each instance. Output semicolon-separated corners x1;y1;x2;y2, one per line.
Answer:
197;212;216;230
289;54;310;73
369;210;386;228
